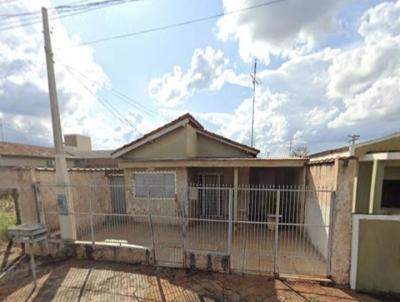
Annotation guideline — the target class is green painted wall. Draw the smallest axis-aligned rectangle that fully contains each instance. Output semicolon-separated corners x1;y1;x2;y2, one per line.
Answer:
354;162;372;214
354;161;400;215
357;219;400;293
355;136;400;158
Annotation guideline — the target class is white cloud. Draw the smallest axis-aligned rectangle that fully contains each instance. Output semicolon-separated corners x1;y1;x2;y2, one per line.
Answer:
199;50;342;155
217;0;346;63
200;1;400;155
358;0;400;42
148;47;230;107
328;1;400;128
0;0;143;149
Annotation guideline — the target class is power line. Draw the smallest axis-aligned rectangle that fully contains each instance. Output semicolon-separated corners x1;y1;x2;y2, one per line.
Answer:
65;0;287;47
0;0;143;32
61;64;139;131
54;57;158;117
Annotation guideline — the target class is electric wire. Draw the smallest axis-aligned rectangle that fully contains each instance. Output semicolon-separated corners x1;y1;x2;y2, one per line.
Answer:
61;63;140;131
56;59;158;117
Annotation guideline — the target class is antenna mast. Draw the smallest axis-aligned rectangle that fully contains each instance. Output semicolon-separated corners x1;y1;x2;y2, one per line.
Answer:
250;59;258;147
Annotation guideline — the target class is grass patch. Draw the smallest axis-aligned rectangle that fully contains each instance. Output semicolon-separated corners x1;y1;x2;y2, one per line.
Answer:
0;211;16;242
0;195;16;242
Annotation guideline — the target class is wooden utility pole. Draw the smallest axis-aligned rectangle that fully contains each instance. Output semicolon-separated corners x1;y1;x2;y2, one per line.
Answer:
42;7;76;240
348;134;360;146
250;59;259;147
348;134;360;156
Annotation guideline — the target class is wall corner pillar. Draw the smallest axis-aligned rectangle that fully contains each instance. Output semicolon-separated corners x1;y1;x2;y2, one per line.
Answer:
368;160;384;214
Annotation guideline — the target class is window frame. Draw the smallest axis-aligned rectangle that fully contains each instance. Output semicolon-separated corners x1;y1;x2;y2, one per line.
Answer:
132;170;177;199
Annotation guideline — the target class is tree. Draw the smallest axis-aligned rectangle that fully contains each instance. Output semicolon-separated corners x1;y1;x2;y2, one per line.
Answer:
290;145;309;157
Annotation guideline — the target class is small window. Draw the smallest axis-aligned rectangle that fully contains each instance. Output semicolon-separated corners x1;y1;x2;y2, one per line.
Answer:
381;179;400;208
134;173;175;198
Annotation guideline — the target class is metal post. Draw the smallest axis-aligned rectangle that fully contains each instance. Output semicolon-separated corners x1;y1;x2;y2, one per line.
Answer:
228;188;233;256
29;242;37;287
89;185;95;244
274;190;280;275
41;7;76;240
147;193;156;263
326;191;336;277
177;191;187;268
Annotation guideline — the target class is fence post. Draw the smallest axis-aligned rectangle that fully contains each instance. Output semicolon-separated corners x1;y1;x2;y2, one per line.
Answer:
326;191;336;277
87;185;95;244
11;189;21;225
274;189;280;276
228;188;233;257
32;183;45;224
147;193;156;264
181;189;187;268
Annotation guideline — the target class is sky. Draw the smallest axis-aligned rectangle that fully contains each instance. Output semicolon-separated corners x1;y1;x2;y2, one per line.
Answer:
0;0;400;156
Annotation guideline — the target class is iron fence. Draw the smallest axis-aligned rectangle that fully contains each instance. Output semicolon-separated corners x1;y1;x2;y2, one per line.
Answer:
38;183;335;277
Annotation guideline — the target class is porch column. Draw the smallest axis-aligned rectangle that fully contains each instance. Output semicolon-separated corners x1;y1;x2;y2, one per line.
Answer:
368;160;384;214
233;167;239;221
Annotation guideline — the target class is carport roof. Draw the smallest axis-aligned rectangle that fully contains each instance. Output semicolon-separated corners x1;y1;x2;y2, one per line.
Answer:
118;157;307;168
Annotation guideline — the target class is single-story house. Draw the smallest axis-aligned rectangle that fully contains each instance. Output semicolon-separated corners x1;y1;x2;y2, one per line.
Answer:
111;113;307;219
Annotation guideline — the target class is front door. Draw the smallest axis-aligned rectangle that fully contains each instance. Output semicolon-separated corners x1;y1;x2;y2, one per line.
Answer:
198;173;223;217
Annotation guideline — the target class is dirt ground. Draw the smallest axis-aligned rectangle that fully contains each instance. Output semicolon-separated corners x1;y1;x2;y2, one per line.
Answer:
0;256;388;302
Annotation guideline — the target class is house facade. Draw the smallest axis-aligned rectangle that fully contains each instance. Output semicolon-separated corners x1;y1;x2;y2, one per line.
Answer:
112;114;306;219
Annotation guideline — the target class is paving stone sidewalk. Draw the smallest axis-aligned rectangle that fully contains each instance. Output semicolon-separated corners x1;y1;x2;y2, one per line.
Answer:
0;258;382;301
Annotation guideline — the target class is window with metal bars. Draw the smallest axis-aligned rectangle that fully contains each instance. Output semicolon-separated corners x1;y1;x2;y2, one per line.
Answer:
133;172;175;198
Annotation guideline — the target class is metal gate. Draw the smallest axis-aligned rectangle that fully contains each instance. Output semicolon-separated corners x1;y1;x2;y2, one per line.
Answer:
109;176;126;214
150;197;184;268
39;183;334;277
231;186;335;277
187;185;335;277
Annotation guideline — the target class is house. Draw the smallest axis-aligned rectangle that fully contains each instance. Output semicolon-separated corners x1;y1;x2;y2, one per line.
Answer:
110;113;338;277
112;113;307;218
17;113;398;290
0;134;116;168
310;133;400;294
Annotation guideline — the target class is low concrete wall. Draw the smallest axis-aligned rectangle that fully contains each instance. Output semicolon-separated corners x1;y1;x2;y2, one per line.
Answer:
186;250;230;273
0;167;118;231
0;167;37;224
351;215;400;294
34;240;153;265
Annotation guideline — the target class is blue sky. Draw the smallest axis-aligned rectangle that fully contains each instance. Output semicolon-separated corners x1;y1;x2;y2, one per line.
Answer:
56;0;250;114
1;0;400;155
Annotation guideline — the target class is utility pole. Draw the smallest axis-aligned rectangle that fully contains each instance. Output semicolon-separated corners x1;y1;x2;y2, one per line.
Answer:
348;134;360;156
42;7;76;240
348;134;360;146
250;59;259;147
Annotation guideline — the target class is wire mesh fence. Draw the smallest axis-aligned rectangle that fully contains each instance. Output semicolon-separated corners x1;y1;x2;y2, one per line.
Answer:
37;182;335;277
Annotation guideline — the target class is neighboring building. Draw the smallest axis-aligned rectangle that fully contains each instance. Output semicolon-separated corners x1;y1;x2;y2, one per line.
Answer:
310;132;400;294
0;134;115;168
